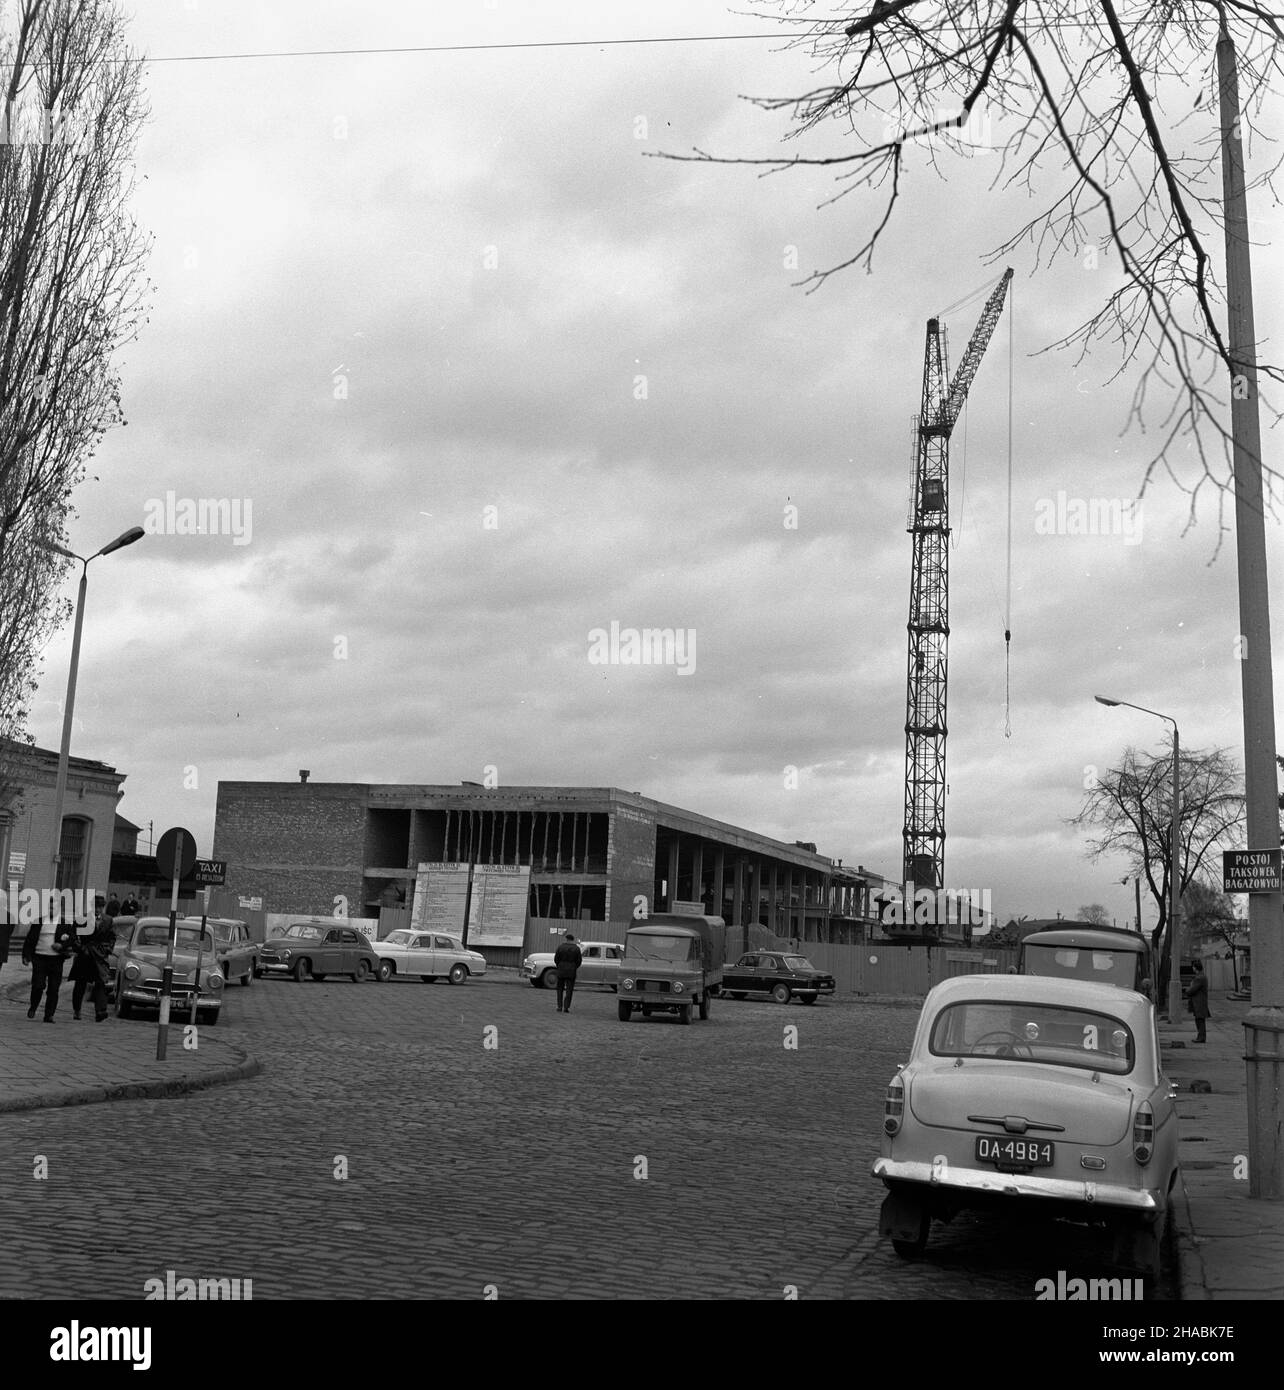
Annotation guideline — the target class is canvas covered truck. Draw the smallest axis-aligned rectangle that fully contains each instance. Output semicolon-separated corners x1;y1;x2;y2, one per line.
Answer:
617;912;726;1025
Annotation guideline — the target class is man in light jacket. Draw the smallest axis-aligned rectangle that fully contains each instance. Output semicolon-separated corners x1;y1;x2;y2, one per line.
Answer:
22;912;78;1023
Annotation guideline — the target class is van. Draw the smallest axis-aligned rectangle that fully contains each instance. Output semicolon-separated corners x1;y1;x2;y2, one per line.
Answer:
1017;924;1153;997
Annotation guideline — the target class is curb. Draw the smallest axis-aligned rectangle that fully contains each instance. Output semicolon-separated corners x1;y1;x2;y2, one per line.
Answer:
0;973;262;1115
1170;1169;1208;1302
0;1050;263;1115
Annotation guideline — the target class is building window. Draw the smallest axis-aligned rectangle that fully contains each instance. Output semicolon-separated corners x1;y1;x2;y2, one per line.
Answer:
57;816;90;891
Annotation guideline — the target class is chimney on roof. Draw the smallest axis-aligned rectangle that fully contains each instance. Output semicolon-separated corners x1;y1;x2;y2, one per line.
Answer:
299;770;310;784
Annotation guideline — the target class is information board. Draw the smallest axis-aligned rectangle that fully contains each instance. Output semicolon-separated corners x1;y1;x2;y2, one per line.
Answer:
410;862;471;935
466;864;531;948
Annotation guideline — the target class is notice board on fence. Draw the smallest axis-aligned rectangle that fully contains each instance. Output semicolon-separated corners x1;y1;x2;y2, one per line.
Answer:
466;864;530;948
410;862;471;935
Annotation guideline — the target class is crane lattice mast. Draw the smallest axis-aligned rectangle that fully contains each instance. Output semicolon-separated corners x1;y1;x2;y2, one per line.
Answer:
902;267;1013;920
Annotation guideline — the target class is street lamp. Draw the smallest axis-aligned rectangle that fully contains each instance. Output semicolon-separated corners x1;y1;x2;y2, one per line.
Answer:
37;526;145;898
1095;695;1181;1020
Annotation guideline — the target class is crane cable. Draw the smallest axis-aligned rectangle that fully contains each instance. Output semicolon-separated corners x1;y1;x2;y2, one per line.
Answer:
1004;277;1014;738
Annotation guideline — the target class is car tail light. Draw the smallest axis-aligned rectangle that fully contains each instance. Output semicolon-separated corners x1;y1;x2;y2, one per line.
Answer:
884;1077;905;1136
1132;1101;1154;1164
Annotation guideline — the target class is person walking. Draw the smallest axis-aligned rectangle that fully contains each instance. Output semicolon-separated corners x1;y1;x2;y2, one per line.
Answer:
554;930;582;1014
21;912;77;1023
0;887;13;990
70;913;117;1022
1187;959;1210;1043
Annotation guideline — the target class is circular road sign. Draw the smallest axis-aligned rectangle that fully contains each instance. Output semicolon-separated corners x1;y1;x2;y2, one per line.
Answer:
155;826;197;882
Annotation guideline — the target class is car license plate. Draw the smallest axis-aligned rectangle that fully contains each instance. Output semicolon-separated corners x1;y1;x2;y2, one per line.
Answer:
975;1136;1054;1167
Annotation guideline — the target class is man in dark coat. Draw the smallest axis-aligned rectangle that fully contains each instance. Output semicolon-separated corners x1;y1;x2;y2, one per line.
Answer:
70;914;117;1022
1187;959;1210;1043
554;931;582;1014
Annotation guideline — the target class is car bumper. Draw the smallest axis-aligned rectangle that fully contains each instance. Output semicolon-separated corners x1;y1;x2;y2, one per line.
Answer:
119;986;221;1012
871;1157;1164;1212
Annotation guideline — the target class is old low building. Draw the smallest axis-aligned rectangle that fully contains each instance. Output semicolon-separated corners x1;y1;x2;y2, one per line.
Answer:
0;737;125;903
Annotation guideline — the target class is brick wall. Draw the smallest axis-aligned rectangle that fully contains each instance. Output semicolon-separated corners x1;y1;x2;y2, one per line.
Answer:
212;782;368;916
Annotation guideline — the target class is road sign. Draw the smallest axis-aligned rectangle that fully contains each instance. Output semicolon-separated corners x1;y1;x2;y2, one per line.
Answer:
1223;848;1282;893
193;858;226;886
155;827;197;883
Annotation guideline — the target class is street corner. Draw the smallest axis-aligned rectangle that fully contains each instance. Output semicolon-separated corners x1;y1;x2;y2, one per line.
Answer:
0;982;261;1114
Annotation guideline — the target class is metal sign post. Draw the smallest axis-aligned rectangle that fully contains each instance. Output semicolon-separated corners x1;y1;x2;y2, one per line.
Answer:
154;827;197;1061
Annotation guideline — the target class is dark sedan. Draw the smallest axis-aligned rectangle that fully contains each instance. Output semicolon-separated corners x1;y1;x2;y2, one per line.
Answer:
721;951;836;1004
259;922;381;982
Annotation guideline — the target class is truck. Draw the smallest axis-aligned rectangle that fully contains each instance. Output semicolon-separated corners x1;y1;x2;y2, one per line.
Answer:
617;912;726;1025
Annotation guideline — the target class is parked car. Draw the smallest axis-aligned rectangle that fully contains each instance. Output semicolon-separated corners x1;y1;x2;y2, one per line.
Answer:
376;929;487;984
113;917;224;1024
721;950;836;1004
186;916;259;986
1019;924;1154;997
872;974;1179;1279
259;922;381;982
104;915;139;985
521;940;624;991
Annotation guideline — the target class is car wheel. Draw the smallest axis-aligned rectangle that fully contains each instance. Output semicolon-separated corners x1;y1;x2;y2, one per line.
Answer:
448;963;468;985
617;1001;632;1023
889;1206;930;1259
292;958;310;982
677;1002;692;1025
771;983;791;1005
376;959;393;982
541;969;558;990
241;969;253;987
698;991;711;1020
114;983;132;1019
1112;1211;1166;1284
353;959;370;983
730;991;746;1000
800;992;818;1005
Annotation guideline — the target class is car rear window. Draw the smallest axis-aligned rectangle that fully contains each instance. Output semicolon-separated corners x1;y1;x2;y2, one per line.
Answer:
929;1000;1136;1074
1023;943;1140;988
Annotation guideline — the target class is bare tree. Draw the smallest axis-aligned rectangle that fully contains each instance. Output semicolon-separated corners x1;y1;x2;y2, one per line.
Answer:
655;2;1284;510
1070;733;1244;995
1078;902;1111;924
0;0;150;746
1183;876;1245;986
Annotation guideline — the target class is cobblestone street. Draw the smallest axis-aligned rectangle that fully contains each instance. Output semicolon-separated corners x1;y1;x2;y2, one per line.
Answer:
0;977;1176;1299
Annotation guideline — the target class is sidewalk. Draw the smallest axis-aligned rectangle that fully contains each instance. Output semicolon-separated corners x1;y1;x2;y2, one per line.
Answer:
0;959;259;1114
1160;991;1284;1299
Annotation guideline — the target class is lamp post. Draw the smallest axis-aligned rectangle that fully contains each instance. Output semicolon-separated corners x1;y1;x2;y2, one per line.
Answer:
1095;696;1181;1020
37;527;145;896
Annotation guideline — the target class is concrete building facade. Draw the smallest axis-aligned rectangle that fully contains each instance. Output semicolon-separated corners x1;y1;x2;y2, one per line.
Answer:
213;779;859;962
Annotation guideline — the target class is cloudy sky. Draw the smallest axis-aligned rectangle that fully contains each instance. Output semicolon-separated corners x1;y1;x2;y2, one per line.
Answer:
26;1;1284;926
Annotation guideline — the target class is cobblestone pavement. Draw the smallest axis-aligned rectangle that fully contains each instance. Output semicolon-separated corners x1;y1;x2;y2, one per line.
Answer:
0;976;1176;1299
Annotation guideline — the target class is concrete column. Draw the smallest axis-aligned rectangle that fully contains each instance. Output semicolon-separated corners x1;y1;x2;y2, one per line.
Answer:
769;863;780;936
667;836;679;911
691;842;704;910
732;854;744;935
713;849;725;921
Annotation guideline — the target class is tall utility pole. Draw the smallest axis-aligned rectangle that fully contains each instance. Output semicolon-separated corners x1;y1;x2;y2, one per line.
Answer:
1217;16;1284;1200
902;268;1012;922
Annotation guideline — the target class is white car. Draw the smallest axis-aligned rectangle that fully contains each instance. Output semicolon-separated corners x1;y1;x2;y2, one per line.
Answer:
872;973;1179;1278
520;941;624;991
376;930;487;985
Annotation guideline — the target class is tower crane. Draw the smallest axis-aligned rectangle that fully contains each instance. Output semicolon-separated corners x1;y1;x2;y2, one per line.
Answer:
901;267;1013;933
